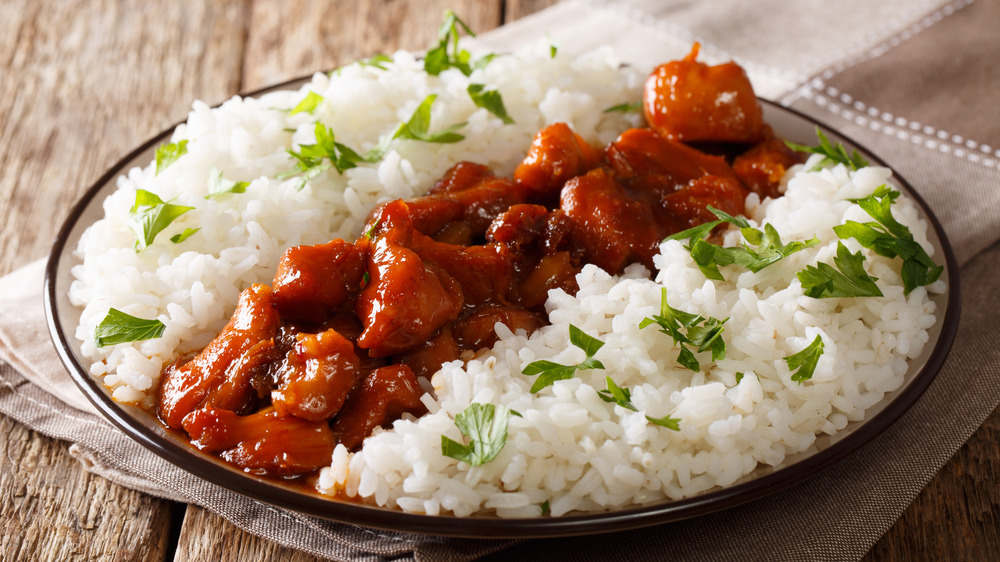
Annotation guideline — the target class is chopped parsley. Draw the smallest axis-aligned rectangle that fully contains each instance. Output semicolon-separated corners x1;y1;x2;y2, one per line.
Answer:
540;500;551;515
797;241;883;298
467;83;514;124
441;403;519;466
94;308;166;347
603;102;642;113
665;206;818;280
388;94;466;144
278;122;373;189
598;376;638;411
289;91;324;116
204;167;249;199
834;185;942;294
546;34;559;58
784;335;825;383
786;127;869;171
598;377;681;430
128;189;194;251
155;140;188;175
646;414;681;431
169;227;199;244
640;288;727;372
735;371;746;384
424;10;492;76
522;325;605;393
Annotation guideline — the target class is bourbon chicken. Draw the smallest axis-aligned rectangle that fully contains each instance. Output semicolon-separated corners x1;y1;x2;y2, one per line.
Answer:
156;46;802;478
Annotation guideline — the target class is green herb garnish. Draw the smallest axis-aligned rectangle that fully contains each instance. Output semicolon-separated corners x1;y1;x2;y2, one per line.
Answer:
128;189;194;251
467;84;514;124
540;500;551;515
546;34;559;58
665;207;818;280
155;140;188;175
603;102;642;113
169;227;199;244
797;241;883;298
205;167;249;199
784;335;825;383
522;325;605;393
834;186;942;294
388;94;466;144
441;403;519;466
786;127;869;171
94;308;166;347
424;10;484;76
598;376;638;411
640;287;727;372
278;122;373;189
645;414;681;431
289;91;324;116
735;372;745;384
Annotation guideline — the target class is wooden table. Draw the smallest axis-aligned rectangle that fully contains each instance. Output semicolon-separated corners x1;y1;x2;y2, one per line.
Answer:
1;1;997;559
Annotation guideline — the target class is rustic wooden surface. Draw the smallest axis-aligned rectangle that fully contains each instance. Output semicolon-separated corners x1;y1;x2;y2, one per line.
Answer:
0;0;996;560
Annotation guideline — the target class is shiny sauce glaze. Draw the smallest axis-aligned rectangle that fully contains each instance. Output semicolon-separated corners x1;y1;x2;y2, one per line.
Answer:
155;44;802;479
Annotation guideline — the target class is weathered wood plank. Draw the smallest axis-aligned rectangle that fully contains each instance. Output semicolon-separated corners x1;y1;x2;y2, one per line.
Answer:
0;1;249;560
0;415;172;561
240;0;504;91
173;505;324;562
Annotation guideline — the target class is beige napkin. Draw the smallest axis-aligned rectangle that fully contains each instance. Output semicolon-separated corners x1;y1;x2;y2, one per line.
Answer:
3;0;1000;560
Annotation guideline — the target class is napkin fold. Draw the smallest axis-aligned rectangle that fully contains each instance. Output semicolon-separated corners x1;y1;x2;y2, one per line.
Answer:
4;0;1000;560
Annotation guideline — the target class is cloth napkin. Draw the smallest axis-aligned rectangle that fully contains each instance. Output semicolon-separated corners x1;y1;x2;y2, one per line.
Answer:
3;0;1000;560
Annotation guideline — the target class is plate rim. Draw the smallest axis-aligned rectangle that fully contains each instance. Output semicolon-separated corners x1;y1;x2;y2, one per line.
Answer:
42;83;962;538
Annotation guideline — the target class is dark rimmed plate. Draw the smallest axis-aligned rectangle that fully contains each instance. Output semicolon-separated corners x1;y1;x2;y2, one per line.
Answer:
43;77;960;538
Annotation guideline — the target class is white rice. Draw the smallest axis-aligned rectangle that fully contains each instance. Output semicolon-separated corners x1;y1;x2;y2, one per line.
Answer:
69;40;945;516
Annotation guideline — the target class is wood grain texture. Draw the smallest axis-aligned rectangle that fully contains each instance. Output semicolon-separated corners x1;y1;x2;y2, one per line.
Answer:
241;0;503;91
0;415;171;561
1;0;998;560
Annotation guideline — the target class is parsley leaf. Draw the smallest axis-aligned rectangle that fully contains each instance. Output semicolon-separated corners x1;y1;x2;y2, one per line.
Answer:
522;325;605;393
834;185;942;294
424;10;479;76
289;91;324;116
205;167;249;199
94;308;166;347
785;127;869;171
785;334;825;383
389;94;466;144
646;414;681;431
546;34;559;58
169;227;199;244
540;500;551;515
666;207;817;280
278;122;374;189
598;376;638;411
467;83;514;124
155;140;188;175
639;287;727;371
440;403;518;466
128;189;194;251
603;102;642;113
735;371;746;384
797;241;883;298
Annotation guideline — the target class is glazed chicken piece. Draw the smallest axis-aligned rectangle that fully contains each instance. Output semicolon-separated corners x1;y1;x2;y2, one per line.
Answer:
560;167;663;274
453;305;546;349
515;251;580;309
395;327;462;379
355;200;464;357
157;284;279;429
643;43;763;143
514;122;603;203
410;232;514;306
271;239;367;325
732;127;803;199
606;127;738;187
271;328;362;422
331;365;427;450
662;174;748;228
182;407;336;476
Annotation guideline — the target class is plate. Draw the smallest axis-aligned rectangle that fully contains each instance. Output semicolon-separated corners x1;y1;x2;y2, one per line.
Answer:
43;77;961;538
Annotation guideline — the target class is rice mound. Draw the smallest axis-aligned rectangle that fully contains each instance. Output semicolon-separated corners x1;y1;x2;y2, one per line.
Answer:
69;40;945;517
316;157;944;517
